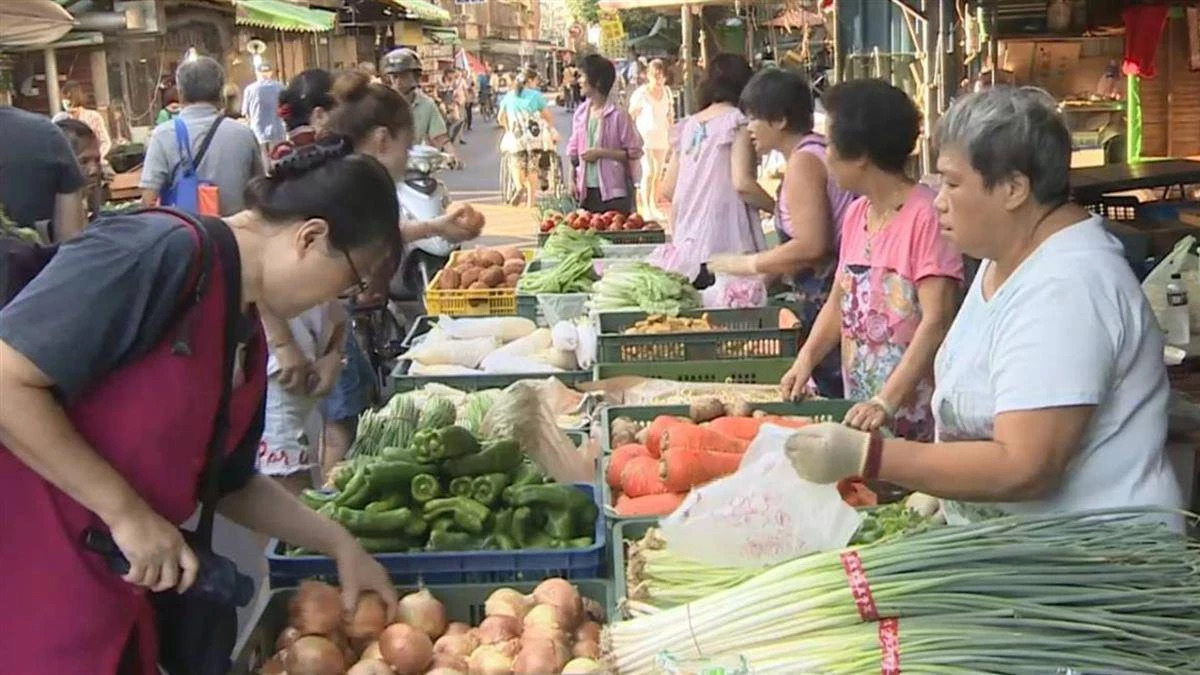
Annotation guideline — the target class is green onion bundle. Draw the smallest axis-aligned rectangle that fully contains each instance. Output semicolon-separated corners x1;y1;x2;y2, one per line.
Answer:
607;509;1200;674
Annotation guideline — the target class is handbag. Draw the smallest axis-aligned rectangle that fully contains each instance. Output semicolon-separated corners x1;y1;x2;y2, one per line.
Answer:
153;215;246;675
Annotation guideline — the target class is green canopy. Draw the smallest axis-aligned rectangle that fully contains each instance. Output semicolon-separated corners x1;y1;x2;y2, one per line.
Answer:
234;0;335;33
391;0;451;25
425;26;460;45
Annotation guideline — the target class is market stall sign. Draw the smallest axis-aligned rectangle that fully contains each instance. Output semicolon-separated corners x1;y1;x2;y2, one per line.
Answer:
234;0;335;33
418;43;454;60
388;0;452;25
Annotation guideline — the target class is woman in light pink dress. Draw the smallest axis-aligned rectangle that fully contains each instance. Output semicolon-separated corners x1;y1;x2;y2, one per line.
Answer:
654;54;774;281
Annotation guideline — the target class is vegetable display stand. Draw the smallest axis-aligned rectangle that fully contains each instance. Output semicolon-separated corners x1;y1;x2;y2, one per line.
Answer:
515;259;598;325
424;250;523;317
232;579;613;674
609;518;657;620
390;317;592;393
536;228;666;246
536;243;660;263
594;357;795;384
596;308;799;363
265;484;607;586
598;400;859;453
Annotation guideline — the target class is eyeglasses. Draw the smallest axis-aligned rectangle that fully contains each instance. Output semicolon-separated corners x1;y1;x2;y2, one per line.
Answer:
341;249;370;295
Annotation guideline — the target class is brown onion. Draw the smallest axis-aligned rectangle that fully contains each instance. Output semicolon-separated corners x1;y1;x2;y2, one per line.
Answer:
430;652;470;672
345;591;389;642
573;621;601;645
445;621;472;636
515;638;569;673
359;640;382;661
396;588;448;639
285;635;346;675
379;622;433;674
475;615;521;644
260;653;286;675
467;642;516;675
289;580;344;637
581;597;605;623
572;639;600;660
561;657;604;674
346;658;393;675
522;604;565;633
275;626;301;653
531;579;583;631
427;668;469;675
484;588;534;620
434;632;480;658
519;622;566;647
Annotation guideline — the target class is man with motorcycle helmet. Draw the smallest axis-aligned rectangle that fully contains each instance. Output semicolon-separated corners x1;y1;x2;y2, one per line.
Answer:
382;48;461;167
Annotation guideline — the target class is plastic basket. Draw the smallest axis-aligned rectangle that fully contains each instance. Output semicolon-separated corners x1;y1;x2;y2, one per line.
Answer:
609;518;657;620
390;316;593;392
597;400;859;454
537;227;667;246
423;250;526;317
515;259;598;325
594;357;795;384
596;308;799;363
232;579;613;674
265;484;606;587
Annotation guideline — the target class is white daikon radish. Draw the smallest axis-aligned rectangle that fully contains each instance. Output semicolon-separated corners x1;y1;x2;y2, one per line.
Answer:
480;354;562;374
407;335;498;368
479;329;553;372
408;363;484;376
437;316;536;342
542;348;579;371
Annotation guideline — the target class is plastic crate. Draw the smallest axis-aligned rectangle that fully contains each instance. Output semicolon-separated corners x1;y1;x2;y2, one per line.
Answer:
609;518;657;620
594;357;795;384
535;243;660;263
597;400;859;453
265;484;606;587
515;259;597;325
390;316;593;392
596;308;799;363
537;227;666;246
423;250;528;317
232;579;613;674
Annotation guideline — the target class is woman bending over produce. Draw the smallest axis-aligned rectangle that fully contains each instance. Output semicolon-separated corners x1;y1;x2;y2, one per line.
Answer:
784;87;1183;530
0;142;400;673
780;79;962;440
710;68;856;396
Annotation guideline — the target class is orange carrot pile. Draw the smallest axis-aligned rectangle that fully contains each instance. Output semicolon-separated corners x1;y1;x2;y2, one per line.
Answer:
607;443;651;488
659;447;743;491
620;455;671;497
661;424;749;455
644;415;693;457
614;492;687;517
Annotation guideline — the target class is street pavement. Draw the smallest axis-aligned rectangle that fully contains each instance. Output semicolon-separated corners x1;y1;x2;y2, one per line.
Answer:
441;103;576;247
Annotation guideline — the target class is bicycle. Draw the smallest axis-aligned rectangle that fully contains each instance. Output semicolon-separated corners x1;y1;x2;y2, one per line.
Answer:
346;297;406;394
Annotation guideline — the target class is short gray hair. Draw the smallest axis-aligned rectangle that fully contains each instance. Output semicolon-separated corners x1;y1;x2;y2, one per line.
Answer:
935;86;1071;206
176;56;224;105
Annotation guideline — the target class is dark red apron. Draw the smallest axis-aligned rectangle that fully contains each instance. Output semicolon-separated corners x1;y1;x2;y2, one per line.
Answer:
0;220;266;675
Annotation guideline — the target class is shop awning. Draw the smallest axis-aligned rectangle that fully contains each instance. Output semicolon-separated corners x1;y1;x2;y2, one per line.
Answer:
425;26;460;45
0;0;74;48
234;0;335;33
390;0;451;25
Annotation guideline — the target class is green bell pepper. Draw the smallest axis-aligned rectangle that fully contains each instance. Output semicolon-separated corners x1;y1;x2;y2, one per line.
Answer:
334;465;373;509
332;506;418;536
512;506;555;549
566;536;593;548
544;508;579;540
483;532;518;550
449;476;474;498
356;536;413;553
427;529;478;551
364;493;406;513
365;460;436;496
503;483;591;510
410;473;442;503
300;489;338;510
471;473;510;506
445;439;521;477
423;497;491;535
493;507;514;535
511;460;545;487
381;446;422;463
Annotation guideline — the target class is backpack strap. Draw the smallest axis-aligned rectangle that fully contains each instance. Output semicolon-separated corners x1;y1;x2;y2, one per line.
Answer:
169;116;224;181
193;117;224;169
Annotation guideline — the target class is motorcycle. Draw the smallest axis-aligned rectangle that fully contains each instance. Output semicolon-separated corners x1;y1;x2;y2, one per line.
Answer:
390;144;457;312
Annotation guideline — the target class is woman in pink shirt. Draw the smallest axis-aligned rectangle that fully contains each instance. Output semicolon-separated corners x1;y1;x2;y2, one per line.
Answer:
566;55;643;215
780;79;963;441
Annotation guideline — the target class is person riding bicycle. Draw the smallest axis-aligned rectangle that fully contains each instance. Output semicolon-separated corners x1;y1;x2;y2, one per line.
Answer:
498;69;558;207
382;48;461;168
477;69;493;118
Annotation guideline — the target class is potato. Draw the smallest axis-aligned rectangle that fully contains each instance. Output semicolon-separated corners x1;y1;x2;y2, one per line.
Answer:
689;397;726;423
439;268;461;290
460;267;482;287
479;249;505;267
456;251;478;267
727;398;754;418
634;428;648;445
504;273;521;287
468;281;489;290
481;267;505;288
503;258;526;275
611;428;636;447
500;246;523;261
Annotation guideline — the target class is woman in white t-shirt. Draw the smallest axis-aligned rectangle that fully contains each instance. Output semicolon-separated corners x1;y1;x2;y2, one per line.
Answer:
781;86;1182;531
627;59;673;218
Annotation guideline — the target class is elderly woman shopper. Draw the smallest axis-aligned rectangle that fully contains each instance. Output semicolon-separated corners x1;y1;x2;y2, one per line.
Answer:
0;141;401;672
567;55;643;215
784;87;1182;530
656;53;773;280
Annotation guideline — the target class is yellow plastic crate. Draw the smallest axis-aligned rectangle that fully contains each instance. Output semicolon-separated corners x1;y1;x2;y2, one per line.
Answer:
422;249;531;316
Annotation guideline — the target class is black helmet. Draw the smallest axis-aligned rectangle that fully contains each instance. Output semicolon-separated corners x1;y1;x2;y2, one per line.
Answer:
382;48;422;75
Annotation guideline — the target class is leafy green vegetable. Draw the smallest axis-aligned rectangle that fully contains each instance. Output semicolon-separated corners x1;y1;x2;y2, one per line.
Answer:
517;248;597;294
591;261;702;314
541;225;603;261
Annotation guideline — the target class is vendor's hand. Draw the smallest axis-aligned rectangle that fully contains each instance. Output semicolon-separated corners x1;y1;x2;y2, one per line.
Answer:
108;500;199;593
307;351;346;399
784;422;871;484
274;343;312;395
334;537;398;618
434;203;485;243
708;254;758;277
779;359;814;402
844;398;891;432
580;148;603;163
905;492;941;518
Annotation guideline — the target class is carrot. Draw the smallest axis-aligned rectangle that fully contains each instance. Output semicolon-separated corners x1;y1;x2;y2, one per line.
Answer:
644;415;693;457
705;416;767;442
756;415;812;430
606;443;651;488
620;455;671;497
837;479;878;507
615;492;687;517
662;424;748;455
659;446;742;491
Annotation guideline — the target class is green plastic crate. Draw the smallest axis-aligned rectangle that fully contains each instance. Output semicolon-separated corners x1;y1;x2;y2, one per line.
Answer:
594;357;795;384
515;259;597;325
232;580;613;673
536;243;659;263
598;400;859;453
596;308;799;364
537;227;666;246
610;518;658;620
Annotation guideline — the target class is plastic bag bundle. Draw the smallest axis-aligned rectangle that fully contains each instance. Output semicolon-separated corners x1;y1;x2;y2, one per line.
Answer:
406;335;499;368
702;275;768;309
481;380;595;483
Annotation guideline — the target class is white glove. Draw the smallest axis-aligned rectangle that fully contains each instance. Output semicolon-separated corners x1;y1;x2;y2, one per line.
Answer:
784;422;872;484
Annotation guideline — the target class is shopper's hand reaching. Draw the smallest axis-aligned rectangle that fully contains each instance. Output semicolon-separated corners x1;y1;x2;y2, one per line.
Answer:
844;398;891;432
434;203;485;243
334;538;398;618
779;358;814;402
108;500;199;593
274;343;312;395
708;254;759;277
784;423;872;484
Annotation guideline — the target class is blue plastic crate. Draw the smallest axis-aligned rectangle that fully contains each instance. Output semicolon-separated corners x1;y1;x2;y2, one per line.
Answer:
266;483;606;587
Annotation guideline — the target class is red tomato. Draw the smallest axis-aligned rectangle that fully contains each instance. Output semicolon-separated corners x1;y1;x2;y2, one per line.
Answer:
628;213;644;227
594;219;610;231
612;214;626;228
540;220;555;233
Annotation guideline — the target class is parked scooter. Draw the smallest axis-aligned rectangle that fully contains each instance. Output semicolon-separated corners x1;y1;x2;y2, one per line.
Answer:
390;144;456;313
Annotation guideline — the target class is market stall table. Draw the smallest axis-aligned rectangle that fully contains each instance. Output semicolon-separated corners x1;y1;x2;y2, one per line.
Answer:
1070;159;1200;203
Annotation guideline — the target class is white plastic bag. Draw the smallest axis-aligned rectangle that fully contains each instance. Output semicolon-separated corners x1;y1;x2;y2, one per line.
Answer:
407;335;499;368
1143;235;1200;331
437;315;537;342
701;275;768;309
657;425;862;567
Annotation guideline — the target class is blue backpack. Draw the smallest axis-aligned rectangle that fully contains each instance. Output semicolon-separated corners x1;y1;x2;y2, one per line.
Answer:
161;116;224;216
